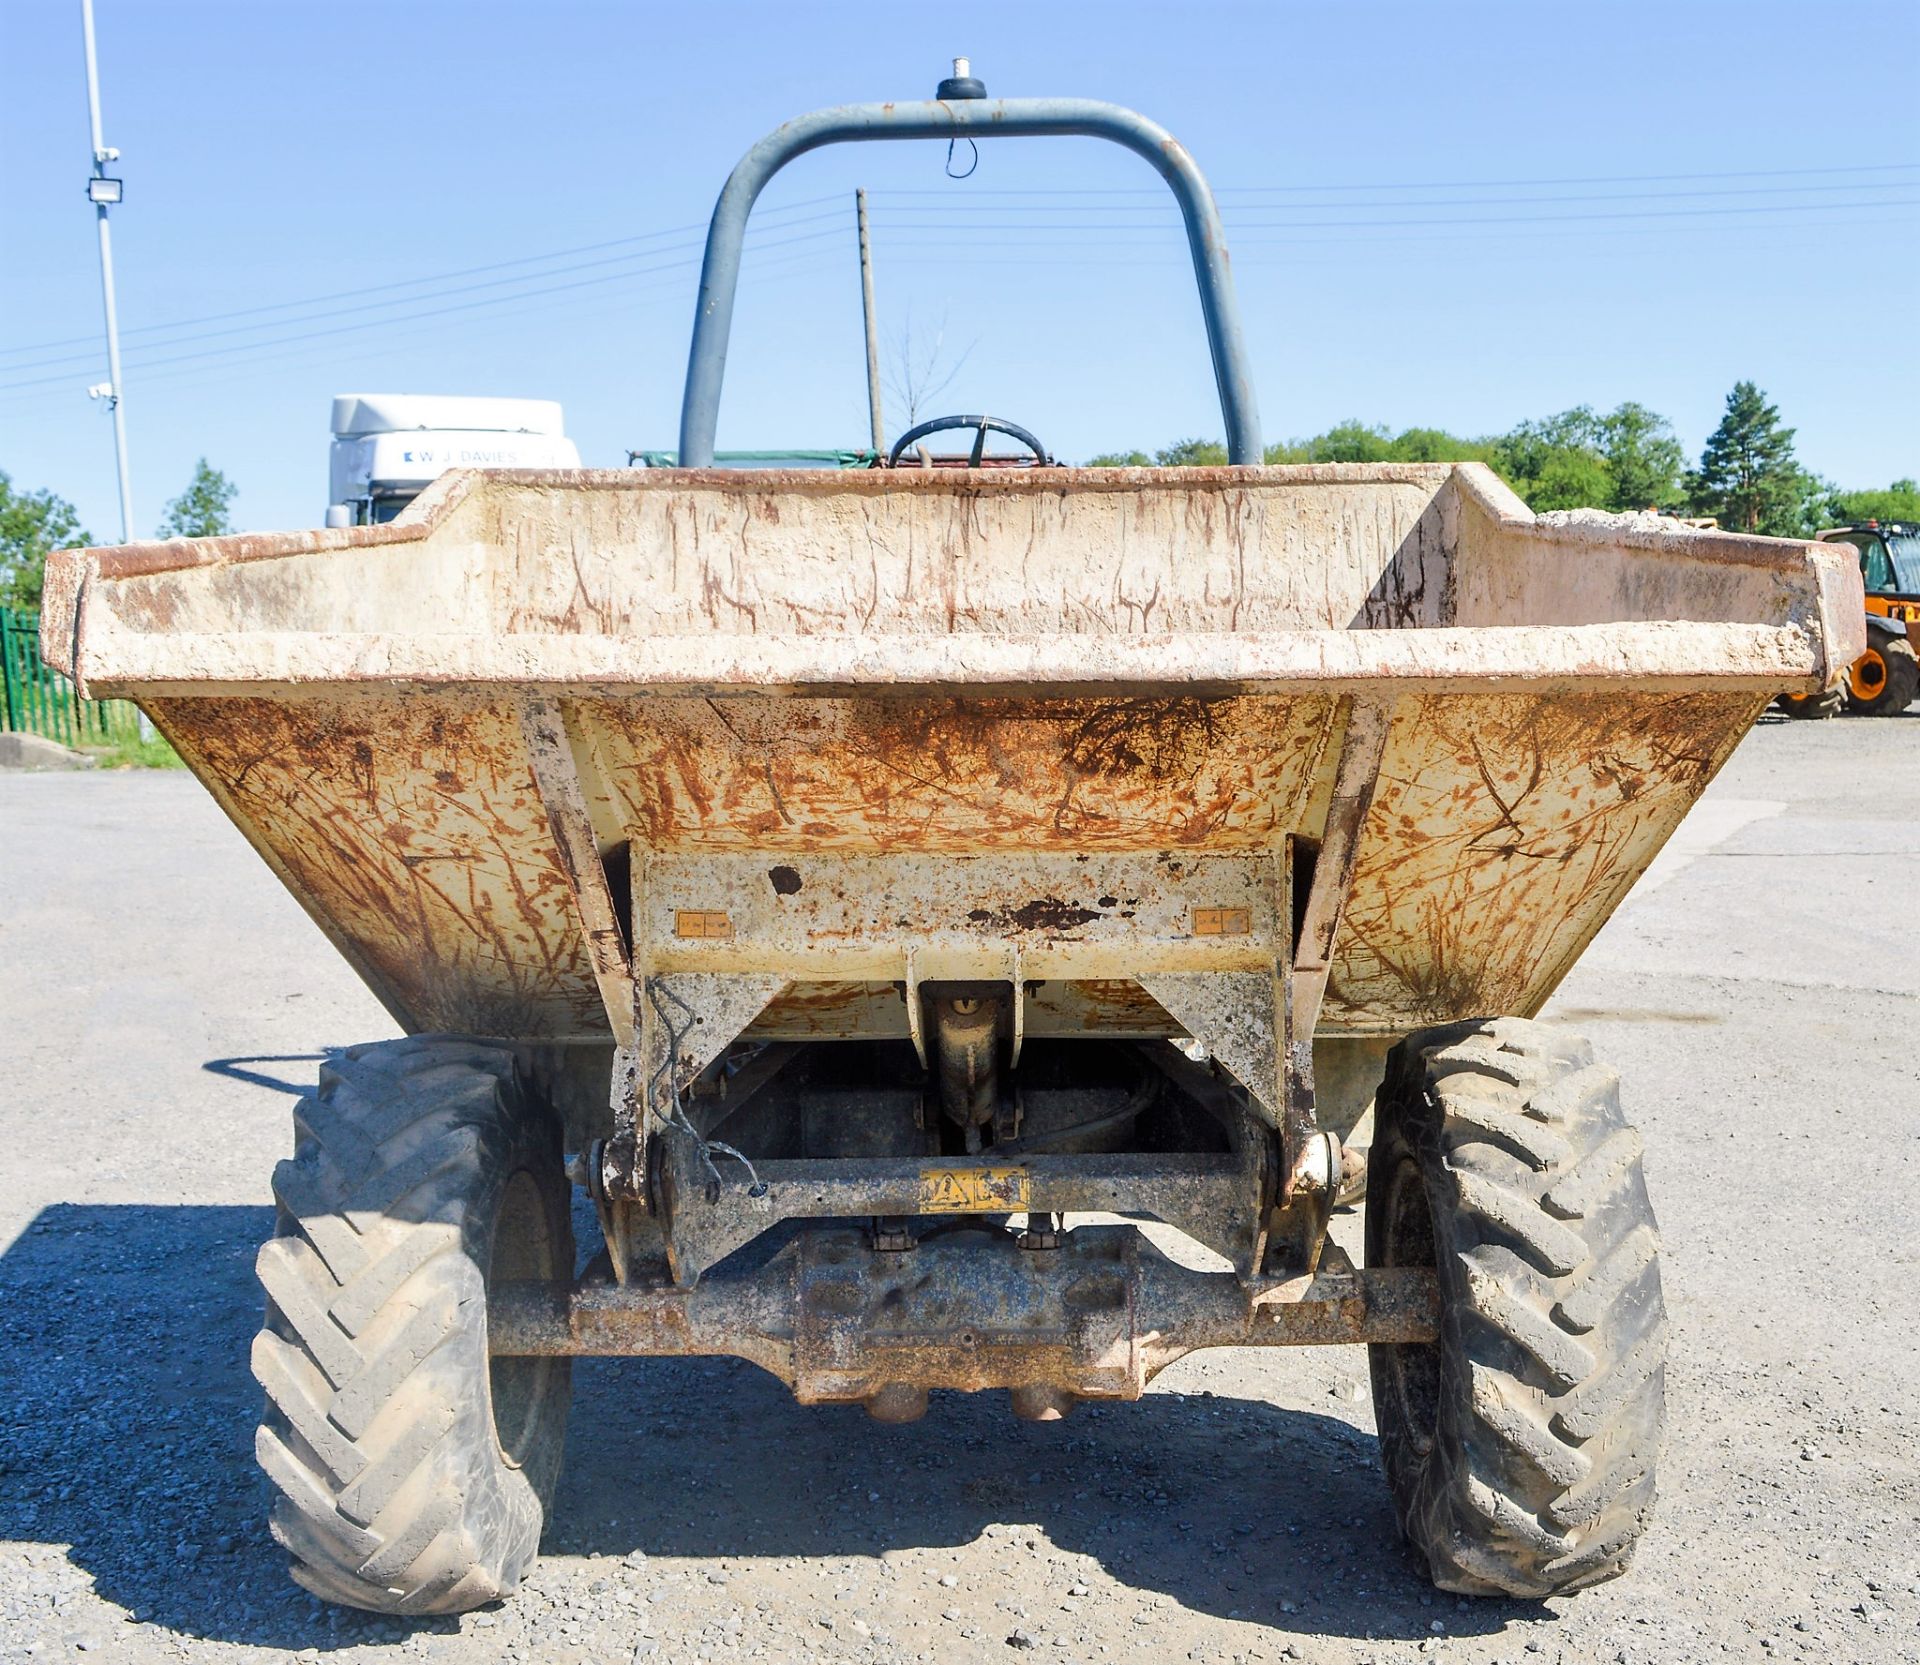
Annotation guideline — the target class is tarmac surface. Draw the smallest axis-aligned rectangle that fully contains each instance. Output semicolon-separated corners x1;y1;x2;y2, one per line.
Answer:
2;710;1916;1665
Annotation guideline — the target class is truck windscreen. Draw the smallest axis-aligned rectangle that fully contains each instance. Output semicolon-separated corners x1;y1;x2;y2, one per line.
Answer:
1885;533;1920;593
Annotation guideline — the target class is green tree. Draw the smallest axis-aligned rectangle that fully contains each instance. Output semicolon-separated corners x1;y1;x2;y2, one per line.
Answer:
157;458;238;539
1082;400;1694;519
1262;421;1498;466
1085;438;1228;467
1596;402;1685;511
1495;409;1611;510
1156;437;1230;467
1382;426;1501;467
1827;478;1920;526
1295;420;1394;463
1259;438;1316;464
1095;422;1500;468
1688;382;1807;534
0;471;90;609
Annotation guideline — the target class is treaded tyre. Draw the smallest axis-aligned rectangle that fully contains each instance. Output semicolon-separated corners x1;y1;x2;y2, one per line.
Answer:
1845;625;1920;716
1366;1018;1666;1597
252;1037;573;1614
1773;686;1843;719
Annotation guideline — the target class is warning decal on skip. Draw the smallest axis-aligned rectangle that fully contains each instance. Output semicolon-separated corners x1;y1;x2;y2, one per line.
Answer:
917;1166;1031;1212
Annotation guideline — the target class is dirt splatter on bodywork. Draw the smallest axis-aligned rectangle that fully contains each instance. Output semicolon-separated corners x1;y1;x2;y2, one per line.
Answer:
42;463;1859;1056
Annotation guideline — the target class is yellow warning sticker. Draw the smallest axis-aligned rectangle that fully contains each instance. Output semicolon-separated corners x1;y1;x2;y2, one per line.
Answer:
1191;906;1251;937
917;1166;1032;1213
674;909;733;940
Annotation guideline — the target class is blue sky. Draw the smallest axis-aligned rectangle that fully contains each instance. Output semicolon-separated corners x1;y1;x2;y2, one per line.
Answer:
2;0;1915;539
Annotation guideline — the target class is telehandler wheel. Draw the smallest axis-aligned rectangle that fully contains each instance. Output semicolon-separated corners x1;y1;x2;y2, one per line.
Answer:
1844;625;1920;716
1366;1018;1665;1598
252;1037;574;1614
1773;687;1842;719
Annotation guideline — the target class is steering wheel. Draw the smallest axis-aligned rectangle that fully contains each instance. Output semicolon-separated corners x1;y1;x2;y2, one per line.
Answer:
886;414;1053;469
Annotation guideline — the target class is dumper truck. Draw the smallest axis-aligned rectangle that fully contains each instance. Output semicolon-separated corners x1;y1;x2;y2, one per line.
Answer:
41;63;1864;1618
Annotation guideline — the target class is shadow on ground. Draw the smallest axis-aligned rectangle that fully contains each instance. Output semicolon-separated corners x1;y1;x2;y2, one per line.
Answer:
202;1054;331;1097
0;1203;1547;1651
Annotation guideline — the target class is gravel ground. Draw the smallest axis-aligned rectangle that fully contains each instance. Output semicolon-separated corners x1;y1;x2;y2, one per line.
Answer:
1;711;1916;1665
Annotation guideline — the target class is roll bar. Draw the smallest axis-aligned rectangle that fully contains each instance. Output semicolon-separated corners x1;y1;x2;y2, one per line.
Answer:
677;68;1262;466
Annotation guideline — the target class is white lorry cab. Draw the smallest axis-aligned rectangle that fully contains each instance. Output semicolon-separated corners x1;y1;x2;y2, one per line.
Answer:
325;393;581;526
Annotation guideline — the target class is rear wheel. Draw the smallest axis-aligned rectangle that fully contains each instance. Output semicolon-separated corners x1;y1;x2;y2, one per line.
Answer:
252;1037;573;1614
1367;1018;1665;1597
1845;626;1920;716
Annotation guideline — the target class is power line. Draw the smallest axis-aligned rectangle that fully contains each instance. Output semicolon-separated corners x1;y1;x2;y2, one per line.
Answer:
0;192;846;361
0;207;848;376
867;178;1920;214
10;161;1911;362
92;197;1906;403
49;246;847;407
868;216;1904;269
0;223;846;394
864;195;1919;237
874;161;1920;196
8;163;1913;407
12;188;1909;400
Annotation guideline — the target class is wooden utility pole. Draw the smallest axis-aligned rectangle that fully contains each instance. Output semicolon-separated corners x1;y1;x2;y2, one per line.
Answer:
856;188;885;455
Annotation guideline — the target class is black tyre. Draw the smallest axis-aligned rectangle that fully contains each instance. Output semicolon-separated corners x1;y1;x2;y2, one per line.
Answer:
1773;686;1843;720
1366;1018;1665;1597
1845;625;1920;716
252;1037;573;1614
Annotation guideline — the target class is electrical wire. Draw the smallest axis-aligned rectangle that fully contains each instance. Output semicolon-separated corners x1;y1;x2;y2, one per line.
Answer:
871;177;1920;214
872;160;1920;196
108;247;845;398
0;206;847;376
866;215;1905;269
863;196;1920;236
82;248;844;400
0;192;846;361
0;223;846;395
9;163;1910;363
5;159;1911;408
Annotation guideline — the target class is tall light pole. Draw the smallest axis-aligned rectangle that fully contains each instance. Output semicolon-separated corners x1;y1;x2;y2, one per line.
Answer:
80;0;132;543
855;188;885;456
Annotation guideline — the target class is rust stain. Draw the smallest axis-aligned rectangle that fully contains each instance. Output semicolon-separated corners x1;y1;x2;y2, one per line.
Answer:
968;897;1105;933
745;979;1184;1040
1324;689;1760;1028
139;679;1762;1046
1032;980;1180;1031
746;981;904;1038
151;691;602;1037
581;694;1335;854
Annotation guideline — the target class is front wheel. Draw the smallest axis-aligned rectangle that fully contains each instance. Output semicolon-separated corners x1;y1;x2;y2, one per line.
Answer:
1366;1018;1665;1597
1845;626;1920;716
252;1037;574;1614
1773;686;1843;720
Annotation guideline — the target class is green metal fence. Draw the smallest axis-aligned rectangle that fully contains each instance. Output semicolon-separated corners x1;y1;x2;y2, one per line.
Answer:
1;604;147;750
